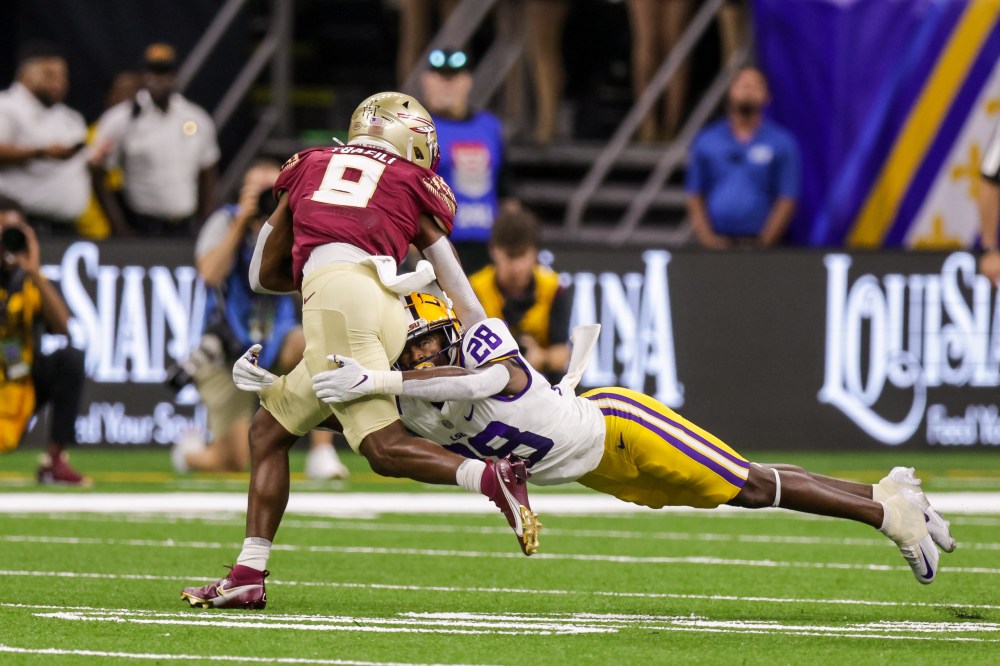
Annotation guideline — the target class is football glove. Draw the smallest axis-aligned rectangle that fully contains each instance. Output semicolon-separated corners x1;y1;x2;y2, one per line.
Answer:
232;344;276;392
312;355;401;404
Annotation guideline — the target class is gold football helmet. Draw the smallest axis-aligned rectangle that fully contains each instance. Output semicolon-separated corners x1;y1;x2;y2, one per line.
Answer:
348;92;440;171
396;292;464;370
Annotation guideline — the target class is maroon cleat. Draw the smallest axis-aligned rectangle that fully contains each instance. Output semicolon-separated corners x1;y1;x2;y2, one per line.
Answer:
181;565;268;609
36;453;89;486
481;455;541;555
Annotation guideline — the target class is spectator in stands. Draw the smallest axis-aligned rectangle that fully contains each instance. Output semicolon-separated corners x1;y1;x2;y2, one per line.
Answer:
0;43;90;235
0;196;87;484
718;0;749;67
421;48;507;272
627;0;695;142
77;70;145;240
469;202;570;382
171;160;348;480
91;43;219;237
685;66;801;249
525;1;569;144
396;0;457;85
979;118;1000;283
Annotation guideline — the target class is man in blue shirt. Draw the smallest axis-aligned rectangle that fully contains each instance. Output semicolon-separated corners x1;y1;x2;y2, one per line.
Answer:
686;66;801;248
421;48;507;272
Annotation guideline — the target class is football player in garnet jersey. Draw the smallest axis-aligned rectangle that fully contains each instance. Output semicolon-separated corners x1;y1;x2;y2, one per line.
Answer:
180;93;538;611
301;293;955;588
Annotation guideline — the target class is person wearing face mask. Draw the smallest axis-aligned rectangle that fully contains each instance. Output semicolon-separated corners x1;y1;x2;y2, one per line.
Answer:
0;43;91;235
685;66;801;249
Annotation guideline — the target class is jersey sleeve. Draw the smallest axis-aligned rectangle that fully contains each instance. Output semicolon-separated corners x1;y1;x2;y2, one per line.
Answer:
416;172;457;234
460;318;521;370
273;149;311;197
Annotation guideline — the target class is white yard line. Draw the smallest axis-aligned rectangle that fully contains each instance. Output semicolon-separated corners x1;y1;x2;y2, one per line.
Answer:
0;491;997;515
3;610;997;643
0;645;490;666
3;561;1000;614
5;512;1000;552
1;534;996;574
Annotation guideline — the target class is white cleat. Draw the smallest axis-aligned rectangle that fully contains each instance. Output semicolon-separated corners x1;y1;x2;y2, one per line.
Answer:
304;444;350;480
876;467;956;553
879;490;939;585
171;429;206;474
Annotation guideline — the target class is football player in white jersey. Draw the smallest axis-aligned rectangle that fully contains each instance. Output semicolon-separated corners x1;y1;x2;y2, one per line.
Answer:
239;293;956;585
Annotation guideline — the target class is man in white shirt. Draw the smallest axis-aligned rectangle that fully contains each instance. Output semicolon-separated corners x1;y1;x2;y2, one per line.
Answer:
92;43;220;236
0;43;90;234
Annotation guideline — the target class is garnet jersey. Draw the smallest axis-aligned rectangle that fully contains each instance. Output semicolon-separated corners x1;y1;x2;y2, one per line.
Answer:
274;145;457;289
398;318;606;485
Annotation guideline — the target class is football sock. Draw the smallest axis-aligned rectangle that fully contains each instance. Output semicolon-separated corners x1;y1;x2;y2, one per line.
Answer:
235;537;272;572
871;483;889;503
456;459;487;493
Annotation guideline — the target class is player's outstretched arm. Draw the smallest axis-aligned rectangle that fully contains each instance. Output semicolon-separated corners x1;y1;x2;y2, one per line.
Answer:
312;355;513;404
414;214;487;325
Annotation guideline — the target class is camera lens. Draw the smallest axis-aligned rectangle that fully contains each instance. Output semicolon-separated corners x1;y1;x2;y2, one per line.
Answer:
1;227;27;254
257;190;278;219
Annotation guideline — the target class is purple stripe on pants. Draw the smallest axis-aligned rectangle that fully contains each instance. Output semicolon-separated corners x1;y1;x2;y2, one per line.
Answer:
588;392;748;469
599;406;748;488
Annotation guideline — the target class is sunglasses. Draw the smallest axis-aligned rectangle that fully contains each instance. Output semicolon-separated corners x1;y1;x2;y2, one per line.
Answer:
428;49;468;70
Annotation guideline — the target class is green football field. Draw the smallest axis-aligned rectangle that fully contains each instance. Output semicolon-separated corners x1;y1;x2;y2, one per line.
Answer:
0;449;998;664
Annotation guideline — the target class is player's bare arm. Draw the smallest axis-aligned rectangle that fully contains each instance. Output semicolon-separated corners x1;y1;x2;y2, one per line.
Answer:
415;213;487;325
249;192;295;294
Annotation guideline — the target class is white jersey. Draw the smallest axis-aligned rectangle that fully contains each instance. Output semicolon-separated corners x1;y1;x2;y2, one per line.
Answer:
398;318;605;485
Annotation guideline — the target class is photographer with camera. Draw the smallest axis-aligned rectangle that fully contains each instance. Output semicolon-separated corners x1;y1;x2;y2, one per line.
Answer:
171;160;348;479
0;195;87;484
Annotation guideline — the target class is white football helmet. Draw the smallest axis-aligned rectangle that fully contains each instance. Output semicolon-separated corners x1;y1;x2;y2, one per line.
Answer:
348;92;440;171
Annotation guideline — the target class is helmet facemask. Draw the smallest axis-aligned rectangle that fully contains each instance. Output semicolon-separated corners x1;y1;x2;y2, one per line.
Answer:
396;292;463;371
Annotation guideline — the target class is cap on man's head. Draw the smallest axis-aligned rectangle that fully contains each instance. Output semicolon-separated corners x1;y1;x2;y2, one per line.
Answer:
427;48;471;74
144;43;177;73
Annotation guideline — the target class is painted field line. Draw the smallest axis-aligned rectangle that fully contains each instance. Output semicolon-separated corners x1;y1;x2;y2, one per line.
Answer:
6;571;1000;613
0;645;489;666
1;525;997;575
17;610;1000;644
33;609;608;636
1;491;997;515
5;512;998;552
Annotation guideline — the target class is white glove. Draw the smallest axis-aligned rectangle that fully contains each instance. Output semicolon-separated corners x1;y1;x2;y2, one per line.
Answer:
232;344;276;392
312;355;401;404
